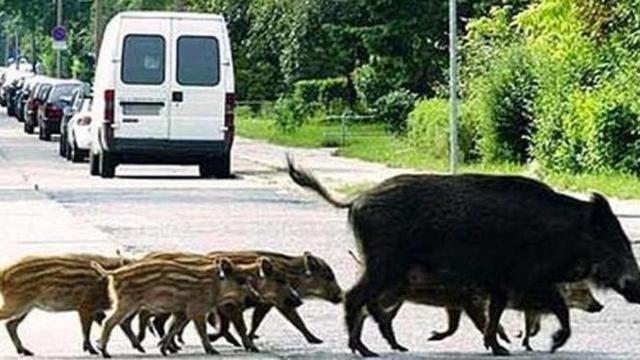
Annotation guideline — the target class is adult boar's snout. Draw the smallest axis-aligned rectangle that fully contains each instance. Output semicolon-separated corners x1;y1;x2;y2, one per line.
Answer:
588;301;604;313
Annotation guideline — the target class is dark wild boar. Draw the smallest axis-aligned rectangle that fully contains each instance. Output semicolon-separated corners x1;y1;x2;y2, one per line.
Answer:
287;154;640;356
0;254;134;356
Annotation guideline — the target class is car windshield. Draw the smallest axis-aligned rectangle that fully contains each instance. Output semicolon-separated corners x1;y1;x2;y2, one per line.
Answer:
49;84;80;103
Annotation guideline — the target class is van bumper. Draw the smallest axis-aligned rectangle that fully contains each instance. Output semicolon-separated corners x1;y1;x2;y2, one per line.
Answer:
107;138;231;164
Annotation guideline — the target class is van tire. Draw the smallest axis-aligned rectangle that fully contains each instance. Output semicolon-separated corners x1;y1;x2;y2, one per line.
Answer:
199;161;215;178
213;154;231;178
24;121;34;134
99;151;116;178
90;153;100;176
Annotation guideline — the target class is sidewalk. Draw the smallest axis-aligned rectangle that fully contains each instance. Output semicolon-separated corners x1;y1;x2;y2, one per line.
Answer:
234;137;640;239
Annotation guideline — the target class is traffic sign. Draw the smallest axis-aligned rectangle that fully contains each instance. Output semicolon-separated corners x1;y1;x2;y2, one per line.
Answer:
51;26;67;42
52;41;67;51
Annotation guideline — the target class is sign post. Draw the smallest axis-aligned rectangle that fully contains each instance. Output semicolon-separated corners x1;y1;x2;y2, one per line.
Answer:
53;0;65;77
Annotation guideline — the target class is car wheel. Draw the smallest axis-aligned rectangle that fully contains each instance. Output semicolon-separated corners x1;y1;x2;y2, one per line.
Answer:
71;140;84;163
24;120;34;134
40;124;51;141
59;133;67;157
90;152;100;176
99;151;116;178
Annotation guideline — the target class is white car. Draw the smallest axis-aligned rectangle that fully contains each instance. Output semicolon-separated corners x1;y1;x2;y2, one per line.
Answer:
90;11;235;178
66;97;93;162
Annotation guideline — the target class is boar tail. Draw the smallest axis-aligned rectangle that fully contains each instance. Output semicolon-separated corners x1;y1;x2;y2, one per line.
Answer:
91;261;112;278
286;153;352;209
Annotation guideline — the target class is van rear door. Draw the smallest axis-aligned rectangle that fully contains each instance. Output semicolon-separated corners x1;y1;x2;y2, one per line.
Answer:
115;18;171;139
168;18;226;141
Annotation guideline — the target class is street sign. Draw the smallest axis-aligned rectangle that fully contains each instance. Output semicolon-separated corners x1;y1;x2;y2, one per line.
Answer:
52;41;67;51
51;26;67;42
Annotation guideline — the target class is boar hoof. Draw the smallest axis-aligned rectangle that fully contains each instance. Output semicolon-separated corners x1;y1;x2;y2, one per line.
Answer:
306;335;324;344
18;348;34;357
428;331;452;341
551;329;570;353
391;344;408;352
83;341;98;355
485;342;509;356
134;343;146;353
98;347;111;359
205;347;219;355
349;339;379;357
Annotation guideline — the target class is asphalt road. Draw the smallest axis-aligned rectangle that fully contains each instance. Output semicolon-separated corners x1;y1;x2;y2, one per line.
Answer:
0;109;640;359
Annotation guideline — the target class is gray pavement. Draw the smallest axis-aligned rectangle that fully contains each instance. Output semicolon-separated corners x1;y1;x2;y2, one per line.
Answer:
0;109;640;359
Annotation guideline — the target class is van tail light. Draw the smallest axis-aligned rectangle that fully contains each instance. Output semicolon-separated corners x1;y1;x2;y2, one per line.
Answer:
225;93;235;128
44;103;63;120
104;89;115;124
224;93;235;145
78;116;92;126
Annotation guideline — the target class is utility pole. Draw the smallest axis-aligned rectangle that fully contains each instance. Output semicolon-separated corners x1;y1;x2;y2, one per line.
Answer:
449;0;459;174
56;0;62;77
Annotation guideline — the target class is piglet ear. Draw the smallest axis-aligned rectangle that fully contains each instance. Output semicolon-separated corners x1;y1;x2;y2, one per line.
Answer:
303;252;315;276
590;193;615;225
217;257;234;280
258;257;274;278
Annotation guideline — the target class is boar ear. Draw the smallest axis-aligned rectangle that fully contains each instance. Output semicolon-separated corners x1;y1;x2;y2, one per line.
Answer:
258;257;274;278
217;258;234;280
590;193;614;224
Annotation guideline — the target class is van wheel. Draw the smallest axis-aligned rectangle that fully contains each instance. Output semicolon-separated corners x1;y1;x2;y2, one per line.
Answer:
90;153;100;176
212;154;231;179
199;161;215;178
99;152;116;178
24;121;34;134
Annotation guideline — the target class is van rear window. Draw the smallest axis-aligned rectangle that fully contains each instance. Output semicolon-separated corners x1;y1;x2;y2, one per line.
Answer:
177;36;220;86
122;35;165;85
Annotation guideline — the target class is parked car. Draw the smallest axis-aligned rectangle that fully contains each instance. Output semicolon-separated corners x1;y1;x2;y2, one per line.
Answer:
90;11;235;178
37;80;83;141
65;96;93;162
24;79;54;134
0;67;33;108
60;86;91;157
15;76;43;122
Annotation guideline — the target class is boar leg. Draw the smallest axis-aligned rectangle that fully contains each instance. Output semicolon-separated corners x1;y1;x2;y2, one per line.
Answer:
522;311;540;351
543;289;571;353
153;313;171;340
221;305;259;352
208;313;241;347
98;307;135;359
346;271;387;358
118;312;145;353
192;313;219;355
79;307;99;355
276;305;323;344
484;290;510;356
370;301;408;352
429;307;462;341
464;302;510;344
159;313;188;356
137;310;153;343
249;303;272;339
6;312;33;356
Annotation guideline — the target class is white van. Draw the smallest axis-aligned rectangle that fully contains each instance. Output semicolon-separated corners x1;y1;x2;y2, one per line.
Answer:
90;11;235;178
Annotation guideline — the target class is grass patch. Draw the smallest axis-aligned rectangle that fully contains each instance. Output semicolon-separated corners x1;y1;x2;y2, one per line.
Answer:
238;114;640;199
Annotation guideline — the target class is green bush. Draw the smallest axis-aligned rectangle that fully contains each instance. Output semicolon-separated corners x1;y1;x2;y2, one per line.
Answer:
353;64;392;108
293;77;350;113
273;96;307;132
407;99;479;161
469;46;538;163
374;89;418;133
